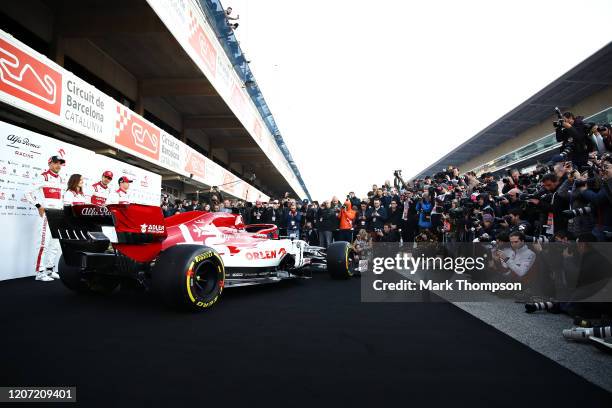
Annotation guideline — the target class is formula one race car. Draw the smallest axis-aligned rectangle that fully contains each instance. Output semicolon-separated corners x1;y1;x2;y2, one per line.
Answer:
45;204;356;311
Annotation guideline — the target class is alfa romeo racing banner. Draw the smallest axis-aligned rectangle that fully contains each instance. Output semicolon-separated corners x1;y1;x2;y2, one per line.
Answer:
0;120;161;280
0;120;95;280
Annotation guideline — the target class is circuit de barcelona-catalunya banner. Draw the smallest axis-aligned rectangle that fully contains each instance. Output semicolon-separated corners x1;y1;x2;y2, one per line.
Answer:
0;120;162;281
0;28;270;202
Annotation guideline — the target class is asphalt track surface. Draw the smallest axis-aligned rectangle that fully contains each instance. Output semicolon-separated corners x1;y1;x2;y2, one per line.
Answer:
0;273;611;408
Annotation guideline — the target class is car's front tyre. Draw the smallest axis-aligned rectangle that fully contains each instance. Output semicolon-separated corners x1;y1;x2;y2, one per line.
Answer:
326;241;355;279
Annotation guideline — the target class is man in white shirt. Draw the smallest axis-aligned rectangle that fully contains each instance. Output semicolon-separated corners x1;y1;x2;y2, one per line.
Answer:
24;155;65;281
90;170;113;205
496;231;536;279
107;176;133;205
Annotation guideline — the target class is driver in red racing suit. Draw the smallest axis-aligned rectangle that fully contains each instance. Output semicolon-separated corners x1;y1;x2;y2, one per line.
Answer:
107;176;133;205
24;156;65;281
89;170;113;205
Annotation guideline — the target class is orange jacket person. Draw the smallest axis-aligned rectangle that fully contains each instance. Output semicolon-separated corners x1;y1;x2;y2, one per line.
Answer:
338;200;356;242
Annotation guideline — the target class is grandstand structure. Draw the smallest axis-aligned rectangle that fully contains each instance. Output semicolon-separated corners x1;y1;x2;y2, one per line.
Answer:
414;42;612;179
0;0;310;201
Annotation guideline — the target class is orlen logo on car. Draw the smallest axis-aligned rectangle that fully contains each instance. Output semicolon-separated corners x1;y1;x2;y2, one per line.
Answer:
245;248;286;261
0;37;62;115
114;105;160;160
140;223;165;234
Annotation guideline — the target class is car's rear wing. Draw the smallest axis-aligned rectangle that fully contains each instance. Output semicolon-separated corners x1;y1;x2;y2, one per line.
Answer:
45;204;167;244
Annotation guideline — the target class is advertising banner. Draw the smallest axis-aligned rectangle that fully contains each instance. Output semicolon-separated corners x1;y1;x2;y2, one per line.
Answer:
62;73;115;145
114;104;161;161
0;32;115;146
0;28;269;202
0;34;63;120
144;0;306;198
0;120;161;281
0;120;95;281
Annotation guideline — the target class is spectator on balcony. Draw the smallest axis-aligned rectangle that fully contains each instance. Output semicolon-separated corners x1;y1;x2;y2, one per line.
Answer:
225;7;240;21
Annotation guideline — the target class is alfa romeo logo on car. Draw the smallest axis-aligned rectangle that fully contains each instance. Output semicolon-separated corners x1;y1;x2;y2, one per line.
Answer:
80;207;110;216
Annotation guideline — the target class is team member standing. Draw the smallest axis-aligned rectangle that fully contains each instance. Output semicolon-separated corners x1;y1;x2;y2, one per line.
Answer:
64;174;87;205
25;155;65;281
107;176;132;205
90;170;113;205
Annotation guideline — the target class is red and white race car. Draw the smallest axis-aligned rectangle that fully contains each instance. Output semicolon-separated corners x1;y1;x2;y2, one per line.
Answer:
45;204;356;311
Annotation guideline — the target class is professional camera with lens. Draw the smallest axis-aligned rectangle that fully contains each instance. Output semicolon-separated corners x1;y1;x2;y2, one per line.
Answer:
552;106;565;130
519;188;551;203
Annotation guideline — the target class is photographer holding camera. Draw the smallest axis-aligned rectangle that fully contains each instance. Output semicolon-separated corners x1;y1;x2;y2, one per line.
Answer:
369;198;388;237
554;110;592;166
500;208;532;236
529;172;570;235
337;199;356;242
577;155;612;241
501;169;521;194
376;223;400;242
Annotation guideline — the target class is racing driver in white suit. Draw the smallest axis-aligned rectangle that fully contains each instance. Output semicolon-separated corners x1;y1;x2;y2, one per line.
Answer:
107;176;132;205
25;155;65;281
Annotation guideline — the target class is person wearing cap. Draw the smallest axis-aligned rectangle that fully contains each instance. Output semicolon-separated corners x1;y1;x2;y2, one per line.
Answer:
347;192;360;209
337;199;356;242
107;176;133;205
474;213;497;241
24;155;66;281
89;170;113;205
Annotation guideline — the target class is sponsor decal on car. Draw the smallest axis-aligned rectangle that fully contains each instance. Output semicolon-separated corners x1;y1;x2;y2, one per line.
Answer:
245;248;287;261
80;206;111;216
140;223;165;234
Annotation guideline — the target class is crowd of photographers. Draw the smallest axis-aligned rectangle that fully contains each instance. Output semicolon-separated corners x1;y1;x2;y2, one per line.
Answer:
160;110;612;317
160;111;612;253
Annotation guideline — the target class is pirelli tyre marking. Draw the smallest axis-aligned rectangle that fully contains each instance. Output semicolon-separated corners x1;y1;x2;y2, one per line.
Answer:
185;250;225;309
345;244;353;277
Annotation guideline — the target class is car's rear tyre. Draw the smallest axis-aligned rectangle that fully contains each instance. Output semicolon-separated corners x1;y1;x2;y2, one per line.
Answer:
152;245;225;311
327;241;354;279
58;255;89;293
